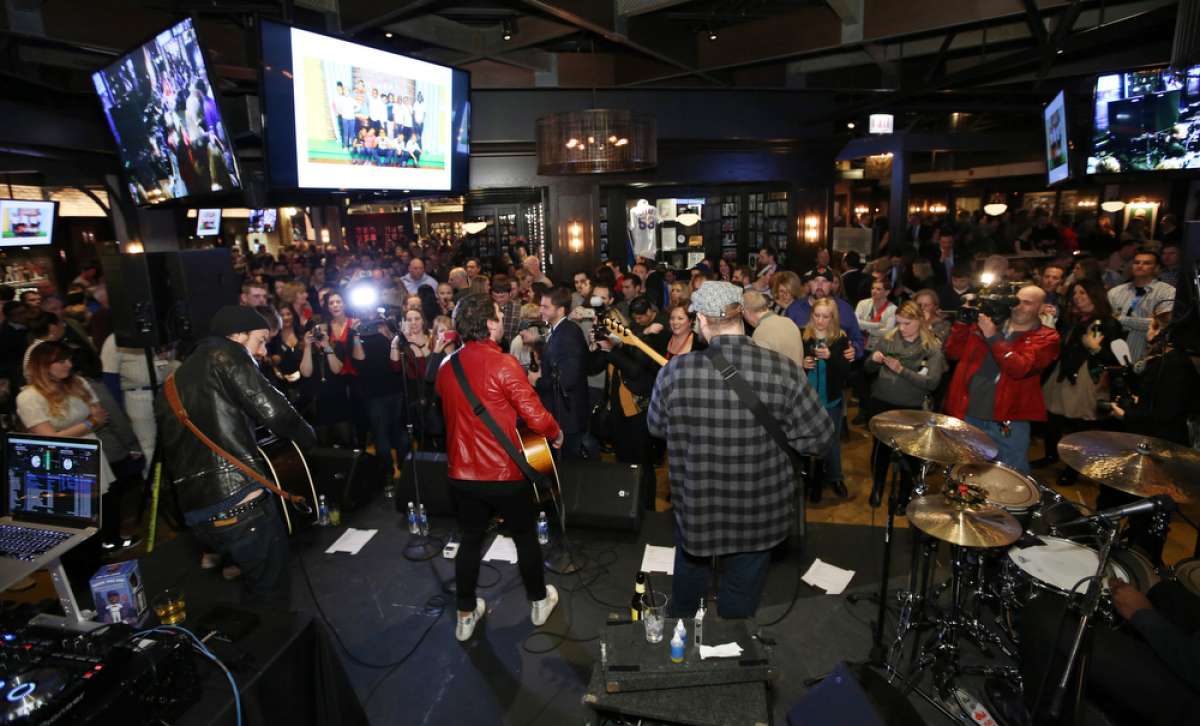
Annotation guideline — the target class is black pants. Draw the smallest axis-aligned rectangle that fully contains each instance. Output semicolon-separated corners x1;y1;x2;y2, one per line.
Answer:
1044;413;1102;479
612;409;657;510
867;398;919;502
1020;580;1200;726
192;496;290;608
449;479;547;613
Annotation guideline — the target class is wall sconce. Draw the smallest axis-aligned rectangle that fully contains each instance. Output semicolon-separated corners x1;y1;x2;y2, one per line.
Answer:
1126;200;1159;212
123;240;144;254
1100;200;1126;213
853;205;869;216
567;221;584;253
320;228;331;243
676;212;701;227
803;214;820;243
929;203;947;214
1075;199;1097;209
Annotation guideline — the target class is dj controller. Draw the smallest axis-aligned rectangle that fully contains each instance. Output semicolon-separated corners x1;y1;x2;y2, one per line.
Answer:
0;622;197;724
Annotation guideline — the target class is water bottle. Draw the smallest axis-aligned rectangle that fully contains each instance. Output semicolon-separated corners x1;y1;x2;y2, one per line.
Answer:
406;501;419;534
418;503;428;535
536;510;549;545
317;495;330;526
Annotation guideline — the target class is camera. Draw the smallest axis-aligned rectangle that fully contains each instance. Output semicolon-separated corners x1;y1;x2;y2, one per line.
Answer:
957;281;1023;324
1096;365;1132;414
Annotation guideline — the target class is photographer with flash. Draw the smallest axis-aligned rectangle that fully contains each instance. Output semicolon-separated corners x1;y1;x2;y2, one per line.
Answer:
943;285;1060;474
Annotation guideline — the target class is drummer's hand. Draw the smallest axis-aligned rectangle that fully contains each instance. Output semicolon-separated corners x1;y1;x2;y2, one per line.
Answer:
871;350;885;364
977;313;998;339
1110;581;1153;621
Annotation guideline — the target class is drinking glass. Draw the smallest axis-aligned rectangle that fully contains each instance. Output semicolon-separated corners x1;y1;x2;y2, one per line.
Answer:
153;588;187;625
641;591;668;644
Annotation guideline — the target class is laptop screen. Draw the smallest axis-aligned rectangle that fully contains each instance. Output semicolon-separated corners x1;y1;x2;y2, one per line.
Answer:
5;435;102;527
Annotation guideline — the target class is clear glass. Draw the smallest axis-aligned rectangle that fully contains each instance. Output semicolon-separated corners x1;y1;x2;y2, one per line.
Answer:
641;591;668;644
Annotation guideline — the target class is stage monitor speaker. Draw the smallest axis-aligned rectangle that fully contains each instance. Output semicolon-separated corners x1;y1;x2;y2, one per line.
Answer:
397;452;456;516
558;460;644;531
786;662;924;726
100;250;236;348
306;447;382;511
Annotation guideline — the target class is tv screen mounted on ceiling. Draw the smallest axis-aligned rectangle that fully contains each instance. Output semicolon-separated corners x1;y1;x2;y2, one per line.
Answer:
1087;64;1200;173
91;18;243;206
1043;90;1071;186
260;19;471;194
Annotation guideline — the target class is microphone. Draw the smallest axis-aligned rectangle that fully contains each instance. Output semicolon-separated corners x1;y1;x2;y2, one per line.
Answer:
1110;338;1133;367
1056;494;1177;529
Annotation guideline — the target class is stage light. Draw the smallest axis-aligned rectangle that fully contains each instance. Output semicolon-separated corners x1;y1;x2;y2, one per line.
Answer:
847;122;856;129
502;19;515;41
349;284;379;310
708;29;718;41
980;272;996;286
385;32;393;39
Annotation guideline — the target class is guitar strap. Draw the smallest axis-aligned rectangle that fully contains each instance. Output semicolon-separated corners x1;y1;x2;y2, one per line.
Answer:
163;374;307;507
704;347;808;539
449;352;549;496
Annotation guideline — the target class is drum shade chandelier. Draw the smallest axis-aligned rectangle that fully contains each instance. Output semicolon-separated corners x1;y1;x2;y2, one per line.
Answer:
536;109;657;175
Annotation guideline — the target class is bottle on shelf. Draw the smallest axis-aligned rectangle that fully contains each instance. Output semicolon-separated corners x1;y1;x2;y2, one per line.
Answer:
536;510;549;545
630;571;647;622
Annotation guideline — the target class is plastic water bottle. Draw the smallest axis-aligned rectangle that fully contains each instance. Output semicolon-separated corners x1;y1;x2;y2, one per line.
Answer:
694;599;705;649
317;495;330;526
418;503;428;535
406;501;419;534
536;511;549;546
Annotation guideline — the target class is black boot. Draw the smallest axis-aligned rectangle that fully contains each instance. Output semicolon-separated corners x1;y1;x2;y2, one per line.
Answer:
808;482;822;504
832;480;849;499
869;484;884;508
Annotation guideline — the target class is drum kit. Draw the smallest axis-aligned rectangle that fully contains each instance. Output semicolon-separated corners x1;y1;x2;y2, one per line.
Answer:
862;410;1200;719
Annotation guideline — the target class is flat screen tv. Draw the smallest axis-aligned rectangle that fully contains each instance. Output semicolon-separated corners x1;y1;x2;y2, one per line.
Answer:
260;19;470;193
248;209;277;233
1044;90;1071;185
92;18;243;206
196;208;221;237
1087;64;1200;173
0;200;56;247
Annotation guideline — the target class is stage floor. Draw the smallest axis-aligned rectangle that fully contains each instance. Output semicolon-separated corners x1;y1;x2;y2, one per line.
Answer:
283;496;950;726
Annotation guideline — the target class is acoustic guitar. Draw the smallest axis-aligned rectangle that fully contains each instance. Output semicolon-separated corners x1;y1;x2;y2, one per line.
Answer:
596;313;669;367
256;436;321;535
517;429;562;507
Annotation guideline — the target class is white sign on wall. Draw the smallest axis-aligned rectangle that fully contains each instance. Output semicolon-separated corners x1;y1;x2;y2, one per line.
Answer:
869;114;894;134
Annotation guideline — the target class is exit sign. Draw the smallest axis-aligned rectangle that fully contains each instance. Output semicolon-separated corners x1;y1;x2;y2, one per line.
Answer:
869;114;894;134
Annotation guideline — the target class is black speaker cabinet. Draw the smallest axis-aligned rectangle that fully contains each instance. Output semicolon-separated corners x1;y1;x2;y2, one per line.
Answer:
101;249;237;348
559;460;644;531
306;447;382;511
786;662;923;726
397;452;456;516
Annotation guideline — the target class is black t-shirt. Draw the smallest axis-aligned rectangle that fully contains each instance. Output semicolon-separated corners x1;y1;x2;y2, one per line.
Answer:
356;334;401;397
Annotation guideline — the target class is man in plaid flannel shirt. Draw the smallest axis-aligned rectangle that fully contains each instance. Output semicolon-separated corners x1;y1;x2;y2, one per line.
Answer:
649;281;834;619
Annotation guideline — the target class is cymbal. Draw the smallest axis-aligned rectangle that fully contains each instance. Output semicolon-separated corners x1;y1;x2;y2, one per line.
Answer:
1058;431;1200;503
868;410;999;465
907;495;1023;548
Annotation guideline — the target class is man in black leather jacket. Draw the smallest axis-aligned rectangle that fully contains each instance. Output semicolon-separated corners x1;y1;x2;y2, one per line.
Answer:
157;306;317;606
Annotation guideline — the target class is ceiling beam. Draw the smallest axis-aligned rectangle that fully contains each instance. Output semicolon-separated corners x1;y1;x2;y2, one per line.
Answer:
385;15;554;72
825;0;862;25
923;31;957;84
344;0;445;36
448;16;578;65
1036;0;1085;82
519;0;728;85
1020;0;1050;51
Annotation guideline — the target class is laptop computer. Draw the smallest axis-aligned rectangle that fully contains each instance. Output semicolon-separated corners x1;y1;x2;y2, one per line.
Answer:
0;434;101;592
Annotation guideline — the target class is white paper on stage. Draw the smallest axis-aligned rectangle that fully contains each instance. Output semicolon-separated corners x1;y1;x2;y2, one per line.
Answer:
640;545;676;575
801;558;855;595
484;535;519;563
325;528;378;555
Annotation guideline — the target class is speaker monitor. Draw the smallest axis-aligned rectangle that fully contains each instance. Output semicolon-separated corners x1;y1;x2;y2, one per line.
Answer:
786;662;923;726
397;452;456;516
558;460;644;532
306;447;382;511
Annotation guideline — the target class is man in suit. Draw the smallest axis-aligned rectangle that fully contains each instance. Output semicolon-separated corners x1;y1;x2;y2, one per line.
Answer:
930;228;966;287
840;251;870;305
533;286;593;459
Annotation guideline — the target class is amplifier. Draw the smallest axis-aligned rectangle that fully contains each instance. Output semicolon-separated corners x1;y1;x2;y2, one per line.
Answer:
559;460;645;531
306;447;382;511
397;452;456;516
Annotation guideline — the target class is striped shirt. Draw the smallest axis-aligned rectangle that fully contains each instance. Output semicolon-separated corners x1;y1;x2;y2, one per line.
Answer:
647;334;834;557
1107;280;1175;362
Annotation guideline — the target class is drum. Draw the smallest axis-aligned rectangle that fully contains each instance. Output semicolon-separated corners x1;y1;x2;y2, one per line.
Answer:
1005;537;1131;601
1110;547;1162;592
1025;489;1086;537
1172;558;1200;598
949;463;1040;516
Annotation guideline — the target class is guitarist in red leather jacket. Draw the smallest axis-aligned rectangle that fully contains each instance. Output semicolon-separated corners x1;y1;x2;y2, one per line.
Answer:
435;293;563;642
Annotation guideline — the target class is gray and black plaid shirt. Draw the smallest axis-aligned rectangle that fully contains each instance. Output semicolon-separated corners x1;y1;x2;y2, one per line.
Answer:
648;334;833;557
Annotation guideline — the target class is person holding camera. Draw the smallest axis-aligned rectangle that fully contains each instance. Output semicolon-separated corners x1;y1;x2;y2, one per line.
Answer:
1038;280;1125;483
304;291;363;447
943;285;1060;474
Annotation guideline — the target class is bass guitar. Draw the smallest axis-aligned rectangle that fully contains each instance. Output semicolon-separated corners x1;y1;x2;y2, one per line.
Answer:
256;436;321;535
596;313;669;367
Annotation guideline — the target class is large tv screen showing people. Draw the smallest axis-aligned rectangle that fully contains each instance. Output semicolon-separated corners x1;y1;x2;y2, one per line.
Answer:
1088;64;1200;173
0;200;56;247
91;18;242;206
260;20;470;193
1044;90;1071;185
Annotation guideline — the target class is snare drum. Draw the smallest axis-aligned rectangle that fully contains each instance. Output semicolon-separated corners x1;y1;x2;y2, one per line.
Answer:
949;463;1040;516
1006;537;1131;602
1171;558;1200;598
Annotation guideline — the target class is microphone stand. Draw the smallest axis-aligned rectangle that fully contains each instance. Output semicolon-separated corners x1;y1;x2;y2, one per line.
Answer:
397;336;439;560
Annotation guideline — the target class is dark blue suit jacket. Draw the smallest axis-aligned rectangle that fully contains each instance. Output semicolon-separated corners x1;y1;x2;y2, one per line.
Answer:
536;318;591;434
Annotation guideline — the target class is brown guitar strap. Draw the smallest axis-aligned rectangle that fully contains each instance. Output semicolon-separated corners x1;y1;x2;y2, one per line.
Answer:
163;374;307;507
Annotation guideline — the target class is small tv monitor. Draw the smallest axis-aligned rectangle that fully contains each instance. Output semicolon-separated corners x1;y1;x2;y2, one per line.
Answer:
91;18;243;205
1044;90;1071;185
1088;64;1200;173
0;200;56;247
260;19;470;193
196;208;222;237
248;209;277;233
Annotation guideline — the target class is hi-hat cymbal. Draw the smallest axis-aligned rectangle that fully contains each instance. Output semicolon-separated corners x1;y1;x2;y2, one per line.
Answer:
868;410;999;464
1058;431;1200;503
907;496;1022;548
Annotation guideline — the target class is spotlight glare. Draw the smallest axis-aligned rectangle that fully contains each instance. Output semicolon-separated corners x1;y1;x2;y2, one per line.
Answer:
349;284;379;310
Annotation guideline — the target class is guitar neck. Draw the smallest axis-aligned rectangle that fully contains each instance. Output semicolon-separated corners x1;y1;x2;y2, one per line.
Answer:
623;333;668;367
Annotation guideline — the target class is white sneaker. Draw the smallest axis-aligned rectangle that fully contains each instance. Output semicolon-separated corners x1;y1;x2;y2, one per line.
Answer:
531;585;559;626
456;598;486;642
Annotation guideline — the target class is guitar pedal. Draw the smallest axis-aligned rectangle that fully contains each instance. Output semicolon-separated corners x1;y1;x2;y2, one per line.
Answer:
442;538;459;560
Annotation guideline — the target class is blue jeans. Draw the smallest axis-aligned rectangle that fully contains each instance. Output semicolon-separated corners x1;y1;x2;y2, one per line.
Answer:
670;521;771;619
340;117;356;148
965;416;1031;475
192;496;290;608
